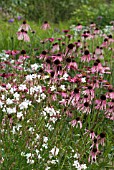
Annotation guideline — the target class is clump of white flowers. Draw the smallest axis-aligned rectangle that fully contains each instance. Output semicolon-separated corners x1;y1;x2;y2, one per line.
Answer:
0;51;9;61
19;99;31;110
41;106;61;123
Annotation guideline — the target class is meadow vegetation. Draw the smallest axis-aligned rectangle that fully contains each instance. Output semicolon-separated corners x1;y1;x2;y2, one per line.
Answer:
0;1;114;170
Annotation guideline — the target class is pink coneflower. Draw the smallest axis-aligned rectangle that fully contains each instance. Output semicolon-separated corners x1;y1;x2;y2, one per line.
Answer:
81;50;91;62
65;43;75;57
97;132;106;146
52;53;63;63
76;23;83;31
18;20;31;32
74;40;82;48
108;99;114;107
79;101;91;114
59;98;68;106
95;46;103;55
92;79;99;88
39;50;47;60
65;110;73;117
67;61;78;71
18;50;30;62
51;43;60;53
43;58;52;71
48;38;54;42
88;148;100;162
83;85;95;100
81;95;91;104
82;31;90;39
106;88;114;99
91;59;104;74
41;21;50;30
63;30;69;34
65;34;72;40
105;100;114;120
95;95;107;110
90;22;96;28
68;88;80;105
17;29;30;42
94;28;100;35
101;38;108;47
89;130;96;140
91;138;99;150
70;117;82;129
108;34;114;43
5;50;20;56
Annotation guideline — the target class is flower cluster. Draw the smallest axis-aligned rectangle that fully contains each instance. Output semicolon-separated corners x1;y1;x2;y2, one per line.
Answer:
0;21;113;169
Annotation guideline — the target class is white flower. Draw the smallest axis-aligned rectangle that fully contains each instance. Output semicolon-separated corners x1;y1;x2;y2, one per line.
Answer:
37;75;41;79
44;106;50;113
1;95;5;100
50;117;57;123
7;107;16;114
10;60;15;64
80;164;87;169
21;152;25;156
81;77;86;83
17;112;23;119
43;136;48;143
6;98;13;105
62;73;69;80
45;123;54;131
41;111;47;116
0;100;4;108
13;92;20;100
11;124;22;134
29;87;35;95
74;153;80;159
12;126;16;134
36;134;40;140
0;86;4;92
42;143;48;149
26;153;32;159
27;159;34;164
13;79;17;83
36;85;42;93
18;84;27;91
60;85;66;90
45;167;50;170
73;160;80;169
50;85;56;91
32;74;37;79
36;98;41;103
50;146;59;156
37;154;42;159
16;123;22;131
40;93;46;99
29;127;34;132
35;149;39;155
31;63;39;71
2;107;6;112
48;159;58;164
6;83;11;89
10;87;16;94
19;99;31;110
43;75;50;80
26;74;33;81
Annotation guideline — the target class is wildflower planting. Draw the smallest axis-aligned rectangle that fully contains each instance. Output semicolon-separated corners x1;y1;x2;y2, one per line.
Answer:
0;19;114;170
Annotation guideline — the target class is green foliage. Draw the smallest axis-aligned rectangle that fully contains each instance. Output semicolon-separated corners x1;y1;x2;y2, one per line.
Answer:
71;0;114;27
1;0;114;27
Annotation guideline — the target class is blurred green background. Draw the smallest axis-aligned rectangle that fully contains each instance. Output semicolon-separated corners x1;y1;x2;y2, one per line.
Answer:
0;0;114;27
